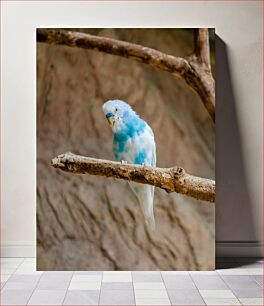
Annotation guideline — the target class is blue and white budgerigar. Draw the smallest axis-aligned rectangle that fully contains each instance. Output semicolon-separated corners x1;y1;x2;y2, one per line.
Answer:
102;99;156;231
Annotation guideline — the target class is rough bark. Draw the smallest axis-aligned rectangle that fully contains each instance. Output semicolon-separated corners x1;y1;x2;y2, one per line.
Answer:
52;152;215;203
186;28;215;122
195;28;211;69
37;28;215;122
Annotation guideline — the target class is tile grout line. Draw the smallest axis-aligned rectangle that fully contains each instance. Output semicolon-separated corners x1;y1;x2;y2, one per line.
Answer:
188;271;209;305
131;271;137;306
61;270;74;306
249;274;263;288
216;269;244;305
1;257;26;290
160;271;172;306
25;266;46;305
97;271;103;306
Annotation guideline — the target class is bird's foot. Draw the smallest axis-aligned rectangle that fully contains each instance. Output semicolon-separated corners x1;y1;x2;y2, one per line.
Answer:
141;162;146;168
121;160;128;165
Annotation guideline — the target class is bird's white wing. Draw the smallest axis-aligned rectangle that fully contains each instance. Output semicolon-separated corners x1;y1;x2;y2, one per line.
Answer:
141;124;156;167
129;124;156;231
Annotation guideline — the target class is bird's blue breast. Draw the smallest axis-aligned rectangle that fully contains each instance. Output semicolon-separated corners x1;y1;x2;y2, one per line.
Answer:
134;150;147;164
113;115;146;161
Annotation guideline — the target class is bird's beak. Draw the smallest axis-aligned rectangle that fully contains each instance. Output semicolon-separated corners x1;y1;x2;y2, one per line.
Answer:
106;113;115;126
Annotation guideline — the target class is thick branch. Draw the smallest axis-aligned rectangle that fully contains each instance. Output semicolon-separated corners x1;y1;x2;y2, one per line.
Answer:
186;28;215;121
195;28;211;69
37;28;215;122
51;152;215;203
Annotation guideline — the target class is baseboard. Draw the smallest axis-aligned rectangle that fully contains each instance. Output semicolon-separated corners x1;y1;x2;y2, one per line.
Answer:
216;241;263;257
1;242;263;258
1;242;36;258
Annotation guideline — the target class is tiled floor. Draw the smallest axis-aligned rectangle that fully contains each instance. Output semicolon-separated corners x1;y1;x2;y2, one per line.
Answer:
0;258;263;305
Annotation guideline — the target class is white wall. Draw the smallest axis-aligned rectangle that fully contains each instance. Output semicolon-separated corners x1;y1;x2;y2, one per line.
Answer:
1;1;262;257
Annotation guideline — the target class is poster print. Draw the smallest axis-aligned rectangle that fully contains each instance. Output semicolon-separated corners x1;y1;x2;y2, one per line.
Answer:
37;28;215;270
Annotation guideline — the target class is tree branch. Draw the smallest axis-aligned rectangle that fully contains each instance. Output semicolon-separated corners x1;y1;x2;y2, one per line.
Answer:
37;28;215;122
195;28;211;69
187;28;215;120
51;152;215;203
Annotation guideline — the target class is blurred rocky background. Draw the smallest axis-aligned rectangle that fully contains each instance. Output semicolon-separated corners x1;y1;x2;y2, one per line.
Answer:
37;29;215;270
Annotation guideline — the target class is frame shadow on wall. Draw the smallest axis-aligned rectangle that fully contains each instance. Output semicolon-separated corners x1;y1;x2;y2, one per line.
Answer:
215;35;259;267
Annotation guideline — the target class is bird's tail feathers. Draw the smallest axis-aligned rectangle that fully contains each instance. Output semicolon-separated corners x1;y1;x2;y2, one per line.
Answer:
130;183;155;231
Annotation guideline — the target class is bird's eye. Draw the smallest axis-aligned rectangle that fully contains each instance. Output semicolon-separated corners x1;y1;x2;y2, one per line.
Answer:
115;108;118;112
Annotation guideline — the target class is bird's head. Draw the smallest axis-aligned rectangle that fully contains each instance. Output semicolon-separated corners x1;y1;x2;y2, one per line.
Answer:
102;99;136;133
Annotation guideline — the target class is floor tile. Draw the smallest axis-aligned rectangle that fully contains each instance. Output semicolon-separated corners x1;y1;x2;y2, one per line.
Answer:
252;275;263;287
133;271;161;275
217;268;249;275
132;271;162;282
74;271;102;275
37;272;72;290
1;256;263;306
69;273;101;291
99;289;135;305
221;275;261;289
163;275;196;289
71;274;101;282
203;297;241;305
63;290;100;305
135;298;171;305
245;268;263;275
8;274;41;283
103;271;132;275
69;281;101;290
37;278;72;290
1;288;33;305
199;289;236;298
28;289;66;305
231;288;263;298
2;267;18;274
189;271;218;275
43;271;73;275
191;275;228;290
167;289;205;305
1;262;21;269
17;262;36;269
1;275;11;282
103;271;132;282
101;281;133;290
161;271;189;275
135;289;169;299
3;281;37;290
14;262;42;275
15;270;43;276
134;282;166;290
239;298;264;305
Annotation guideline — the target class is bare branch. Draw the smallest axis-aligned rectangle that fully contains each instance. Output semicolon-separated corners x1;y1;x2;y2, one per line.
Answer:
37;28;215;122
195;28;211;69
186;28;215;121
51;152;215;203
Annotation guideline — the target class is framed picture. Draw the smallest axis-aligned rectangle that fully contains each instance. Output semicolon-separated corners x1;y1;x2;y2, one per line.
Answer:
37;28;215;271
